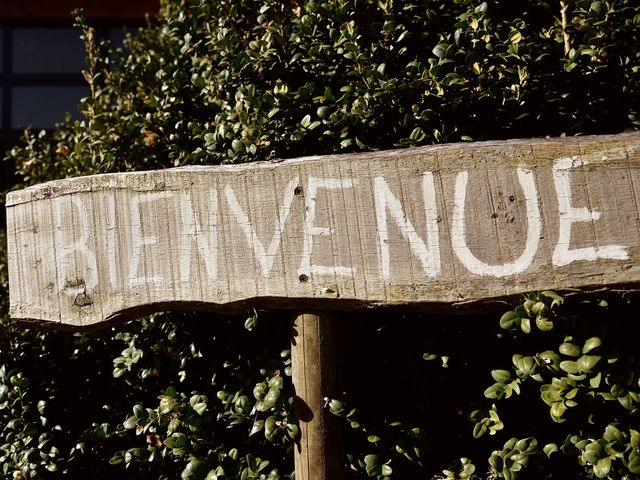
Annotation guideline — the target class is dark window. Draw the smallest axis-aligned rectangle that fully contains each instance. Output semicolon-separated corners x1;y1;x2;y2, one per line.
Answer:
0;1;158;229
1;26;88;195
12;28;86;74
1;27;88;129
0;26;138;191
12;85;87;128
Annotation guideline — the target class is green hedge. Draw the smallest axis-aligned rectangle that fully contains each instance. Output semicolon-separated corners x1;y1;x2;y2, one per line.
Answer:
10;0;640;183
2;0;640;478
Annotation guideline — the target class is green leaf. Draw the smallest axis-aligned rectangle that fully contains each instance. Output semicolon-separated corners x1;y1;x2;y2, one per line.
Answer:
517;437;537;454
593;457;612;478
340;138;353;149
484;383;504;400
264;415;278;440
267;108;280;119
514;355;536;376
560;342;581;357
205;469;220;480
323;86;334;101
317;106;331;119
489;420;504;435
287;424;300;440
504;467;512;480
560;360;579;374
253;382;268;401
268;376;283;389
263;387;281;407
249;420;264;437
540;291;563;307
583;337;602;354
244;313;258;331
329;399;345;415
543;443;558;457
432;43;449;59
168;417;182;434
409;127;425;141
182;458;204;479
491;369;512;383
604;424;623;442
550;402;566;422
364;454;381;476
192;402;207;416
531;301;547;315
123;416;137;430
565;387;579;400
473;423;487;438
535;315;554;331
577;355;601;373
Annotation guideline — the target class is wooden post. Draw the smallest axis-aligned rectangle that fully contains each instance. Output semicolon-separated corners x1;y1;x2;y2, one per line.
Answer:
291;313;344;480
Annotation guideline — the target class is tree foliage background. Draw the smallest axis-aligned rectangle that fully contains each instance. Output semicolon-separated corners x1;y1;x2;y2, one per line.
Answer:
1;0;640;478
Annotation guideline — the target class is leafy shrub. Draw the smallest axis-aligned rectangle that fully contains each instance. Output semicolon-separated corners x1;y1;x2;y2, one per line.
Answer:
2;0;640;478
476;292;640;479
0;304;296;479
329;292;640;479
9;0;640;183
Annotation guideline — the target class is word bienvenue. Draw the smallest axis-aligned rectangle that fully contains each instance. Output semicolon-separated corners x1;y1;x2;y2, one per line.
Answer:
49;156;628;297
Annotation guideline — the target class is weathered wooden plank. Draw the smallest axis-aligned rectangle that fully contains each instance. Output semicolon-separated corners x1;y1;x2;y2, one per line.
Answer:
6;133;640;328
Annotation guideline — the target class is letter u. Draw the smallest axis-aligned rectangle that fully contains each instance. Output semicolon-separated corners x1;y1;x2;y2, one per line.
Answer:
451;167;541;277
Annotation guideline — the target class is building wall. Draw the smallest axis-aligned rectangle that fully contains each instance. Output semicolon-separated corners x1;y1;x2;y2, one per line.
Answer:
1;0;159;23
0;0;159;196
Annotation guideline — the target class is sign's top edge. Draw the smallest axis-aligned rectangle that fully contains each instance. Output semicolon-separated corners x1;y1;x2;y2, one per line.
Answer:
6;131;640;207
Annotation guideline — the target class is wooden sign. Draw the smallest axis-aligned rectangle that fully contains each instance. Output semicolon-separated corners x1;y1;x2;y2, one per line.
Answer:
6;133;640;328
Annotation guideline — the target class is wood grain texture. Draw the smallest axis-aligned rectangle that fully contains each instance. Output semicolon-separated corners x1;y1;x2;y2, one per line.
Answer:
6;133;640;328
291;313;344;480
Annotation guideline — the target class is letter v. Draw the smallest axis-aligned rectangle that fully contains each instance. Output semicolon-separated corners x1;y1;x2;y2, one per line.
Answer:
225;177;299;278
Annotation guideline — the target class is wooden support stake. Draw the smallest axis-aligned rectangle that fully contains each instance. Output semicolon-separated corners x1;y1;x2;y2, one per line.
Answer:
291;313;344;480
